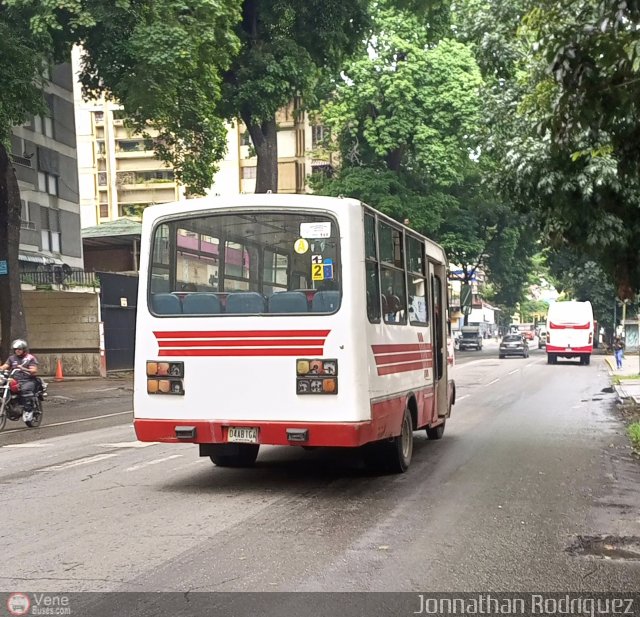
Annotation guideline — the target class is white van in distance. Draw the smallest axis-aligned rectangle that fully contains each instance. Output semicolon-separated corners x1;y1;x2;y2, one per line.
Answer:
545;301;594;365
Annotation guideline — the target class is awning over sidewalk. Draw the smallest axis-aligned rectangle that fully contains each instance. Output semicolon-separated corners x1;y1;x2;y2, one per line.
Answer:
19;252;62;265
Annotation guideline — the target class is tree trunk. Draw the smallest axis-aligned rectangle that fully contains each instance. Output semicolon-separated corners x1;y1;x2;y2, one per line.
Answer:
243;113;278;193
0;143;27;359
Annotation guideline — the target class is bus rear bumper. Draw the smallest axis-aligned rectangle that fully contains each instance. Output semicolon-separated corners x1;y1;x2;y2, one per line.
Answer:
135;416;399;448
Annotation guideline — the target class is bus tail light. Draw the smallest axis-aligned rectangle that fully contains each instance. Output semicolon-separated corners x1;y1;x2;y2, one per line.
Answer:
296;358;338;395
146;360;185;395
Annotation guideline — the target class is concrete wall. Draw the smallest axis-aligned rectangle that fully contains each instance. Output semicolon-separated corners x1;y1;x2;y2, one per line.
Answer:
23;291;101;376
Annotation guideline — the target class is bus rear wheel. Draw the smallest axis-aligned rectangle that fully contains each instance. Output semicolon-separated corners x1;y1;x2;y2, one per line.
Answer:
426;420;445;440
364;407;413;474
209;443;260;468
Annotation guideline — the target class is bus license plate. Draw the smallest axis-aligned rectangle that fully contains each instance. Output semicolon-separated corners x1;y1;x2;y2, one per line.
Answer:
227;427;259;443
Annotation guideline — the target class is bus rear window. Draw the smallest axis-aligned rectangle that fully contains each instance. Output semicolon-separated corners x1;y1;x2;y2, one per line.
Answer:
149;211;341;316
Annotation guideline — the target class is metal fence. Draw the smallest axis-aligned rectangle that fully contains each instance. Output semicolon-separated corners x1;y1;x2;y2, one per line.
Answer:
20;269;100;288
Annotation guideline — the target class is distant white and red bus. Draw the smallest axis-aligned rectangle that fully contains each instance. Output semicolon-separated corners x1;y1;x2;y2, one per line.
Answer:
546;301;594;365
133;194;455;473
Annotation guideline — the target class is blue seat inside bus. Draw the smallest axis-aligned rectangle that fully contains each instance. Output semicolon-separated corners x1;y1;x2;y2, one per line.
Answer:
152;293;182;314
311;291;341;313
225;292;266;314
182;293;221;314
268;291;308;313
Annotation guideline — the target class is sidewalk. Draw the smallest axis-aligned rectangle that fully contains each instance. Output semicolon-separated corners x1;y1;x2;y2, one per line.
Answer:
604;354;640;403
42;373;133;404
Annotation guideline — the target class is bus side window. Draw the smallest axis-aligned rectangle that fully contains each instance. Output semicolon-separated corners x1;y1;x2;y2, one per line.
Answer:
364;213;381;323
381;267;407;324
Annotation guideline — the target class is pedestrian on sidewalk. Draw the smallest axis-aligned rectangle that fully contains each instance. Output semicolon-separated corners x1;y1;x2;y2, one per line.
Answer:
613;336;625;370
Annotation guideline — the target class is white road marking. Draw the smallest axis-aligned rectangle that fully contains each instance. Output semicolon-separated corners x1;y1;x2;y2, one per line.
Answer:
100;441;157;449
508;369;519;375
457;395;470;401
38;453;118;472
486;378;500;386
126;454;183;472
0;410;133;435
2;443;53;449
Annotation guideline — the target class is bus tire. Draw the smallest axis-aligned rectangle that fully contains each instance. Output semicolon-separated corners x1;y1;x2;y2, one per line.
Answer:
364;407;413;474
209;443;260;468
386;407;413;473
426;420;445;440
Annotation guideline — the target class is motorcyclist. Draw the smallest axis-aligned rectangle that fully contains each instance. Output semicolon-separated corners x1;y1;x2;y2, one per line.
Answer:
0;339;39;422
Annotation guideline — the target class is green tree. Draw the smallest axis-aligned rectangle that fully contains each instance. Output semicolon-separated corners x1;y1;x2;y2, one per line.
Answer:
313;4;482;224
462;0;640;299
0;0;240;357
315;2;538;310
219;0;370;193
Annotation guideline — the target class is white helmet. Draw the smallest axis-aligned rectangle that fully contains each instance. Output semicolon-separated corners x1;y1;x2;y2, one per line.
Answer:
11;339;28;351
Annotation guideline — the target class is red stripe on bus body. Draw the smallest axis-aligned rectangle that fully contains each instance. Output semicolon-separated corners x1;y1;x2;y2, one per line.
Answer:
377;361;432;375
158;338;326;348
371;343;432;353
158;347;324;357
546;345;592;353
154;330;331;339
549;322;590;330
374;351;433;365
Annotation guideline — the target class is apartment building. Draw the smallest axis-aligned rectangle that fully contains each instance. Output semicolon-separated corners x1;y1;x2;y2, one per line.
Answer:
9;62;83;270
73;45;335;228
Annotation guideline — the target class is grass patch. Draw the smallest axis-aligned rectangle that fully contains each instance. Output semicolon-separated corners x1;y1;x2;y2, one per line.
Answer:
628;423;640;452
613;374;640;385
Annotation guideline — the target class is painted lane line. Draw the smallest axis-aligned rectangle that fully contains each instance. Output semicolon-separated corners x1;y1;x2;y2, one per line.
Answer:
0;410;133;435
508;369;519;375
100;441;157;449
486;378;500;386
457;394;470;401
38;453;119;472
126;454;183;472
1;443;53;449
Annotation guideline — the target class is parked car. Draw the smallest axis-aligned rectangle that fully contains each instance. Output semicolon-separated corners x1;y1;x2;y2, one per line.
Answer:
538;329;546;349
499;334;529;358
458;326;483;351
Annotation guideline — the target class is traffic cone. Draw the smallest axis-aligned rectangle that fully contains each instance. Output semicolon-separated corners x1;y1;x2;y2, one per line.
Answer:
54;358;64;382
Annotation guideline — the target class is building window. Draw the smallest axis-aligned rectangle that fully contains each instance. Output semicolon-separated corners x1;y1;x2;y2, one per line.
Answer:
99;204;109;219
47;174;57;196
312;125;327;148
33;116;43;134
241;131;252;147
97;172;107;186
51;231;61;253
38;171;58;196
40;208;61;253
44;116;53;138
94;111;104;125
241;166;256;179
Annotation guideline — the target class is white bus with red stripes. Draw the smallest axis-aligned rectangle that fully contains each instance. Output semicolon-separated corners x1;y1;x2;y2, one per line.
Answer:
134;194;455;473
545;300;594;365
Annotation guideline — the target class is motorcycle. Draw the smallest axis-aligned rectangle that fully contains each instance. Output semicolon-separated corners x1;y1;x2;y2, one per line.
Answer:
0;368;46;431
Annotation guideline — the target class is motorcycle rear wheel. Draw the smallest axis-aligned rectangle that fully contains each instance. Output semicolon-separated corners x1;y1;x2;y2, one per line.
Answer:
0;410;6;432
26;399;43;428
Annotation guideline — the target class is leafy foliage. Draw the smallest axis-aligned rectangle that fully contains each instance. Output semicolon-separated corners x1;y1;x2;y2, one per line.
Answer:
219;0;370;191
460;0;640;298
315;2;538;309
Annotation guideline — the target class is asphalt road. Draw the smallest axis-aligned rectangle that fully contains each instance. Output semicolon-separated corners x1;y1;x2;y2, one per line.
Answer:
1;343;639;598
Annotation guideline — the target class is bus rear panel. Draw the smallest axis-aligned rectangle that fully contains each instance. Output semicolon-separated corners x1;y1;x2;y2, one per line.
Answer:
133;195;454;471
